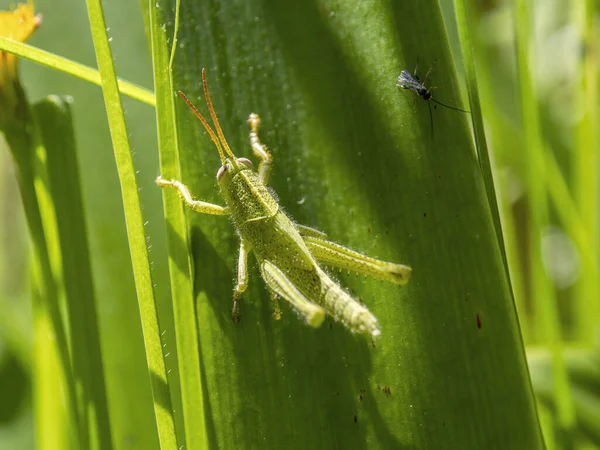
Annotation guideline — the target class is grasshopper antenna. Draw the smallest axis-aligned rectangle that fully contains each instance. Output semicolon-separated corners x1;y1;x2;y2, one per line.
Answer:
430;98;470;113
201;68;236;159
177;90;227;164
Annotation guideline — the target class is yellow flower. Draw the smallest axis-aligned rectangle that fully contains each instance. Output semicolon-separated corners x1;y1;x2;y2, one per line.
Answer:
0;3;41;80
0;4;41;129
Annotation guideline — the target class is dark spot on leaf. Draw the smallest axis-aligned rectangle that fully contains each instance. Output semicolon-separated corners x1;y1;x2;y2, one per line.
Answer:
359;388;366;403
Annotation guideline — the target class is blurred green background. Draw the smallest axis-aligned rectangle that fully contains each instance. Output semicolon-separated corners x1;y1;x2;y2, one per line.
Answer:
0;0;598;448
0;0;170;448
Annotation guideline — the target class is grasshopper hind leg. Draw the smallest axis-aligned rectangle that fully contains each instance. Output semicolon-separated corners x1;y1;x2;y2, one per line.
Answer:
260;260;325;328
303;236;412;285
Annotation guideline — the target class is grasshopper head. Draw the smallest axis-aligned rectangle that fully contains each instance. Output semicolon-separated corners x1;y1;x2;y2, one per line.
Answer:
216;157;253;183
178;68;253;184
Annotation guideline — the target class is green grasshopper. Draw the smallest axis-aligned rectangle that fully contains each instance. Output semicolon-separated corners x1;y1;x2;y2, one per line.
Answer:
157;69;412;338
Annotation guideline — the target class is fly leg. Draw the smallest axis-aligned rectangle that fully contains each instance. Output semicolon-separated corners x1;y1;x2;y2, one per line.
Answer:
248;113;273;184
422;58;436;85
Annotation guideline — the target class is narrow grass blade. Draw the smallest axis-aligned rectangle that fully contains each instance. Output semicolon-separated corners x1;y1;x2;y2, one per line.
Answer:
544;148;597;279
573;0;599;343
84;0;178;448
472;65;530;340
0;36;155;106
455;0;511;284
149;1;208;448
513;0;576;442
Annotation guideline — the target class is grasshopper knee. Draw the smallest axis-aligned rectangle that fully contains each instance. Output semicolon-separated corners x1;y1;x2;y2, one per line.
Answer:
386;264;412;285
155;175;174;187
234;281;248;294
306;305;326;328
248;113;261;131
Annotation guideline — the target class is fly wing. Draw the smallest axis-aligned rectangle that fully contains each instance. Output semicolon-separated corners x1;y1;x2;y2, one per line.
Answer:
396;70;420;91
397;70;412;88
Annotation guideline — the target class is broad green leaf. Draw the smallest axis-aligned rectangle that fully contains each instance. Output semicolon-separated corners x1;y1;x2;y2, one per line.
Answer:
33;96;113;450
157;0;543;447
2;101;77;450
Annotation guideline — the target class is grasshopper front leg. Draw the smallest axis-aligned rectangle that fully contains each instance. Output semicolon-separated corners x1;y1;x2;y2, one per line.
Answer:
260;260;325;327
302;236;412;285
157;176;249;319
248;113;273;184
232;241;249;323
156;176;228;215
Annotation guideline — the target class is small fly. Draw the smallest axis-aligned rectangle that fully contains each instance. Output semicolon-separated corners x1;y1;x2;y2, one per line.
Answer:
396;65;469;137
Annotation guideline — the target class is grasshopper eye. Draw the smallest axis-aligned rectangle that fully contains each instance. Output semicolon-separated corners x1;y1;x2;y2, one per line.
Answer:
216;164;229;182
237;158;253;168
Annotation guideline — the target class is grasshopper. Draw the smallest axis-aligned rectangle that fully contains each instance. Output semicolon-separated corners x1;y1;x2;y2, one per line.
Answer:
157;69;412;338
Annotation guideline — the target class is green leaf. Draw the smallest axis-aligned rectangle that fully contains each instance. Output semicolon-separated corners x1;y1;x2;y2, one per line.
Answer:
1;80;79;450
455;0;508;275
0;36;154;106
149;2;209;449
572;0;600;344
33;96;113;450
158;0;543;447
513;0;576;441
0;293;31;373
